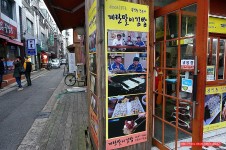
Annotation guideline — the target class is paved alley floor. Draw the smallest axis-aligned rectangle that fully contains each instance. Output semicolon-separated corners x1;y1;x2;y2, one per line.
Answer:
17;78;88;150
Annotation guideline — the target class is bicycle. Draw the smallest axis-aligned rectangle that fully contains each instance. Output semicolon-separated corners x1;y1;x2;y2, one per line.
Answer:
64;72;77;86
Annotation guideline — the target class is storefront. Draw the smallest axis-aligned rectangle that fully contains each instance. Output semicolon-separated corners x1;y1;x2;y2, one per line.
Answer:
0;18;24;74
44;0;226;150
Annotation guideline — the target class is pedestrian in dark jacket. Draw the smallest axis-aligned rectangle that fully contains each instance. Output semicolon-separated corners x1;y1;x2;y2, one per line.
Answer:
24;57;32;86
0;57;5;89
13;56;23;91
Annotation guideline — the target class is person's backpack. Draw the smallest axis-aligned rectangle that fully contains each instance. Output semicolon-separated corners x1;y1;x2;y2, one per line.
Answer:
26;62;32;72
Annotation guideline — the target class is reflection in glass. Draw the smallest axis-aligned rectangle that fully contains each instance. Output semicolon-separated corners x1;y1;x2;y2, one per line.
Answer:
156;16;164;41
218;39;225;80
177;101;192;133
164;97;177;123
166;41;178;68
154;0;177;8
165;70;177;96
177;129;192;149
166;12;179;40
155;42;164;68
154;118;162;143
180;39;195;60
181;4;197;37
164;123;176;149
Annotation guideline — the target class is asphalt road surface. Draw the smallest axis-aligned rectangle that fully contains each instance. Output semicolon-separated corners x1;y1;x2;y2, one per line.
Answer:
0;68;63;150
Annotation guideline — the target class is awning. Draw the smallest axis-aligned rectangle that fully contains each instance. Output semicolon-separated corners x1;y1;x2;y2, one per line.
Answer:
44;0;85;31
7;39;23;46
0;34;23;46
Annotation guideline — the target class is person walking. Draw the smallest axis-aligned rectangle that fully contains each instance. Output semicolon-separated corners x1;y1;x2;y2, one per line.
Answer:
24;57;32;86
0;57;5;89
13;56;23;91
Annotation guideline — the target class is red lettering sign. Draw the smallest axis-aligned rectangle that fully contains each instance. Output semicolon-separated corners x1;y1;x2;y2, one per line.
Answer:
0;18;17;39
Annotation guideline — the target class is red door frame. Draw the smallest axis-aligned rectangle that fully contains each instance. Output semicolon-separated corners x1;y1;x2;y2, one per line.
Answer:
152;0;208;150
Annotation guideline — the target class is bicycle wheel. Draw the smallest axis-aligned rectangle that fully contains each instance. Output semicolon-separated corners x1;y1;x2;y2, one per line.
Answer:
64;74;76;86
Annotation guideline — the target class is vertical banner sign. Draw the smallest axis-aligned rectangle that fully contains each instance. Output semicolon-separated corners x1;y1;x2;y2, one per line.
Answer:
105;0;149;149
68;53;76;73
88;0;99;148
204;86;226;132
27;39;36;56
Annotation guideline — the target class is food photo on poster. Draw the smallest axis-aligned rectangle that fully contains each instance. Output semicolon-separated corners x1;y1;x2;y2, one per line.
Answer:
108;53;147;74
108;115;146;139
107;30;147;52
108;94;146;118
221;93;226;122
89;31;97;52
204;94;221;125
108;74;146;97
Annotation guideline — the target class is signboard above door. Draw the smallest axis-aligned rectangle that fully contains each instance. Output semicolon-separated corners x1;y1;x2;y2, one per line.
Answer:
0;18;17;39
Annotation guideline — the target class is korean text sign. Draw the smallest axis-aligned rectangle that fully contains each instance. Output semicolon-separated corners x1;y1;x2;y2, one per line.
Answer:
105;0;149;32
105;0;149;149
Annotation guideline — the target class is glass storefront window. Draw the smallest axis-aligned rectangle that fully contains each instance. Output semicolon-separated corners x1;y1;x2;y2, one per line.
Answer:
181;4;197;37
218;39;225;80
166;12;179;40
156;16;164;41
154;0;177;8
166;41;178;68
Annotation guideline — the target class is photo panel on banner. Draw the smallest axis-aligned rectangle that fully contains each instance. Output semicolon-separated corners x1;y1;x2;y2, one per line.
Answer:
89;31;97;52
107;30;147;52
108;115;146;139
108;53;147;74
90;74;97;96
108;74;146;97
90;53;97;74
108;94;146;119
91;93;98;115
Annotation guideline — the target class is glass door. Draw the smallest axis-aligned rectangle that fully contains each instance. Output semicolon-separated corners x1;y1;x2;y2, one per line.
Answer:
153;3;198;149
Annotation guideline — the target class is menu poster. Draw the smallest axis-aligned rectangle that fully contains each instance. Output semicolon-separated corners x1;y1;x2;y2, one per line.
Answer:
204;86;226;132
105;0;149;149
88;0;99;147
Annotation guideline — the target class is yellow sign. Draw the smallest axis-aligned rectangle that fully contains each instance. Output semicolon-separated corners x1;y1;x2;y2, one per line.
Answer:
209;17;226;34
204;85;226;132
88;0;97;35
105;0;149;32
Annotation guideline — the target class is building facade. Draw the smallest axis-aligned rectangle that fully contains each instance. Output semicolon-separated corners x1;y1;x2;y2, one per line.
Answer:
0;0;23;74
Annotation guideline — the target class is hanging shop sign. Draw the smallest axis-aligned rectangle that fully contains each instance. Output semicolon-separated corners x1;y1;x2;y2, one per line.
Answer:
88;0;99;148
209;17;226;34
68;53;76;73
26;39;37;56
105;0;149;149
204;86;226;132
0;18;17;39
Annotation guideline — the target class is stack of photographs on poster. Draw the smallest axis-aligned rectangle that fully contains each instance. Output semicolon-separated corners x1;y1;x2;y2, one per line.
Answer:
107;30;148;139
89;31;99;147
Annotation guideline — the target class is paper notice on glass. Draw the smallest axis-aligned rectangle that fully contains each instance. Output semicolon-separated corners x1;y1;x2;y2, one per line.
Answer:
207;66;215;81
181;78;193;93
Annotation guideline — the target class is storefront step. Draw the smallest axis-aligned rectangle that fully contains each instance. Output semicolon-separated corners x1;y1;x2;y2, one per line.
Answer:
2;76;25;88
3;73;14;80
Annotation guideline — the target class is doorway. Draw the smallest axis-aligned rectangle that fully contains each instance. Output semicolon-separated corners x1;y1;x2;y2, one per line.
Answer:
152;2;201;149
